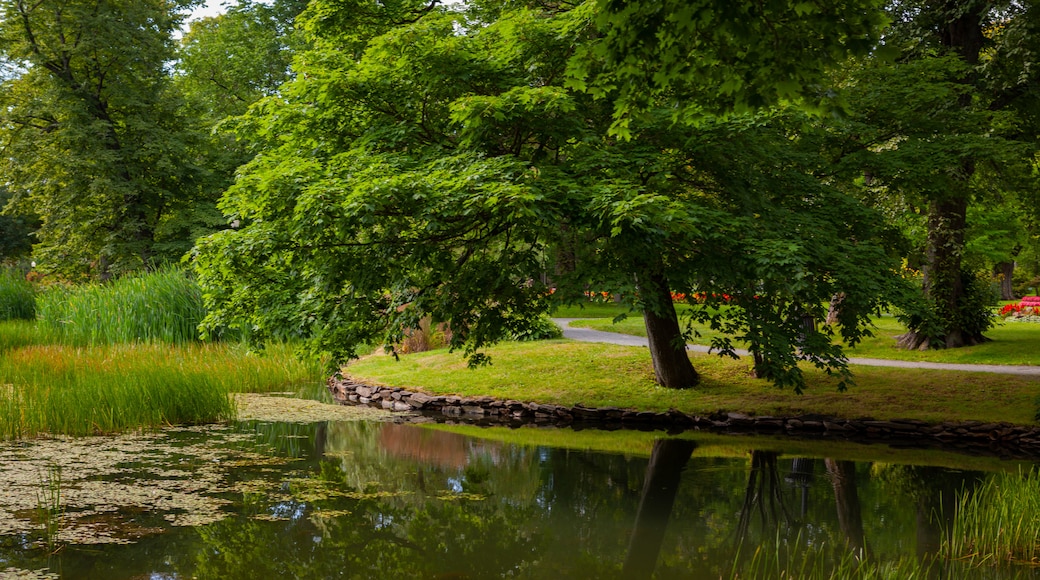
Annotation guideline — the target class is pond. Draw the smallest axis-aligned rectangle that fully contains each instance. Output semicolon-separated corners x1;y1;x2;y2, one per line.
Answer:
0;394;1038;579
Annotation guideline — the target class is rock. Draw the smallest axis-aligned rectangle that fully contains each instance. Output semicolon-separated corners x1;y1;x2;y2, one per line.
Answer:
407;392;435;408
355;386;374;398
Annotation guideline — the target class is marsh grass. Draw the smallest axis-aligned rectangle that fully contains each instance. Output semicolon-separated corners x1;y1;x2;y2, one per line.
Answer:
0;267;35;321
948;469;1040;568
36;267;206;345
732;531;932;579
0;327;325;438
33;464;64;553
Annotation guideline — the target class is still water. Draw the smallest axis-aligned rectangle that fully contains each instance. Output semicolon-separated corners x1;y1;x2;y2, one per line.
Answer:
0;404;1037;579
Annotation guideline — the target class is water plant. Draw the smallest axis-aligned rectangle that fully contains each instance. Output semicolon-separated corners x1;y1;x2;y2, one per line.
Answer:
947;469;1040;568
33;464;64;553
731;530;933;579
0;330;325;438
0;267;35;321
35;266;206;345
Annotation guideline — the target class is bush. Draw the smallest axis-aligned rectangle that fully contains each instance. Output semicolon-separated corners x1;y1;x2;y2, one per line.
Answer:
509;315;563;341
36;266;206;345
0;267;35;321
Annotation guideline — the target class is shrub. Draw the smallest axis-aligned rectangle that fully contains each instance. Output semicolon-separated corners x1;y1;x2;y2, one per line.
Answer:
397;316;452;354
0;267;35;321
509;315;562;341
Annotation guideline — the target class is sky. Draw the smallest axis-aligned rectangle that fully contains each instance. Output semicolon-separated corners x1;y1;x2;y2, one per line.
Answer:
189;0;231;22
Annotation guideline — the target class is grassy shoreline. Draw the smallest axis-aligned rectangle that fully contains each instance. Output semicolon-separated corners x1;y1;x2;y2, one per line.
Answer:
345;340;1040;426
0;320;325;439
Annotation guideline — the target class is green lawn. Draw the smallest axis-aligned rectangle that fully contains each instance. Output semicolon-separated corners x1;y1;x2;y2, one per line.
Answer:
564;308;1040;366
346;340;1040;426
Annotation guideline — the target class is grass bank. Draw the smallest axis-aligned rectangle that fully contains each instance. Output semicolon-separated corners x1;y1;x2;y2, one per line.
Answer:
563;307;1040;366
345;340;1040;426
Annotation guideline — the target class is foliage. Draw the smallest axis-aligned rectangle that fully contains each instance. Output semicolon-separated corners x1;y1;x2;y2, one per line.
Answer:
570;0;889;136
830;1;1040;349
177;0;307;123
0;0;213;278
0;187;38;260
194;1;908;393
36;267;206;345
509;315;562;342
0;267;35;321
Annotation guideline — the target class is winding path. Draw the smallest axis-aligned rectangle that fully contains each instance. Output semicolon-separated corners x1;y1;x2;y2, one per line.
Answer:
553;318;1040;377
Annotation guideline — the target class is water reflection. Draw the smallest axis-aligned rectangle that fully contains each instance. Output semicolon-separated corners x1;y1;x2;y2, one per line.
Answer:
1;419;1037;578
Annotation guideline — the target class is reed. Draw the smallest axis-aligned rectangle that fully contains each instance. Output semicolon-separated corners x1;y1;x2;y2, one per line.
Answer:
36;266;206;345
947;469;1040;568
0;267;35;321
0;329;325;439
732;531;932;579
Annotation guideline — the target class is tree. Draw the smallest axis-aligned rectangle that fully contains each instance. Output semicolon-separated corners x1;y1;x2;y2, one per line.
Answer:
833;0;1040;349
571;0;889;136
0;0;208;279
194;0;907;391
0;187;37;261
176;0;307;123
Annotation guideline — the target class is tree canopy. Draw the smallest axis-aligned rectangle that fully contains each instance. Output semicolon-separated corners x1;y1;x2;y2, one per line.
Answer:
193;0;909;391
0;0;208;278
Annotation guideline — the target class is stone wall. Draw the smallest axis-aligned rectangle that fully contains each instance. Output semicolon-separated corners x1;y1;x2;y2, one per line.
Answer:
327;374;1040;460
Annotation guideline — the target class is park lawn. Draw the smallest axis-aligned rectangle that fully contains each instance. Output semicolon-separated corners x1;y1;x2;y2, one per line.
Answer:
567;312;1040;366
345;339;1040;426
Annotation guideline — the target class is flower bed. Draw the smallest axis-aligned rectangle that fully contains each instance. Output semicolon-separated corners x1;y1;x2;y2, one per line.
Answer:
999;301;1040;322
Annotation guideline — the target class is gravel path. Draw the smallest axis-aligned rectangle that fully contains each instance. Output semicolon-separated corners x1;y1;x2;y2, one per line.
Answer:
553;318;1040;377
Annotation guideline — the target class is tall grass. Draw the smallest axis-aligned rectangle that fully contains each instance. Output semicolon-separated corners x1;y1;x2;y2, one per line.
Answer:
0;267;35;321
732;531;933;579
0;328;325;439
947;469;1040;568
36;267;206;345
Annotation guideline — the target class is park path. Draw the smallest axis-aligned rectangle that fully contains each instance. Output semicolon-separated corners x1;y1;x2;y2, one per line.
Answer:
553;318;1040;377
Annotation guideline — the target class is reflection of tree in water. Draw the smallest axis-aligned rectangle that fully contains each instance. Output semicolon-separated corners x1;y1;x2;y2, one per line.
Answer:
825;459;865;557
185;422;659;578
873;464;983;575
735;451;797;549
622;438;696;580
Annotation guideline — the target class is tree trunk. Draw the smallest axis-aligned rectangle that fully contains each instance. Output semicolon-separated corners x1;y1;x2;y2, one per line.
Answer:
622;438;696;580
898;195;986;349
897;1;989;351
923;195;970;349
994;261;1015;301
641;272;699;389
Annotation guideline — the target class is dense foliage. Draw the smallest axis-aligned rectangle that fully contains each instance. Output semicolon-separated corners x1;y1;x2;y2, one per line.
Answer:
191;1;911;391
0;0;1038;393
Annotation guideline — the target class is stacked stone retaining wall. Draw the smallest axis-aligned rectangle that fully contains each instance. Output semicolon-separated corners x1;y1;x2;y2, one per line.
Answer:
327;374;1040;460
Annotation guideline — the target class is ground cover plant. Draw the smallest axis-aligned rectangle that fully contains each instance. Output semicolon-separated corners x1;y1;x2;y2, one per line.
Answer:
345;340;1040;425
